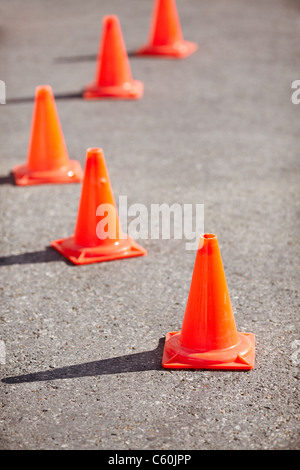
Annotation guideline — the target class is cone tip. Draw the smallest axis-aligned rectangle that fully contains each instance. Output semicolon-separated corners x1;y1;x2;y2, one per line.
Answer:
35;85;53;100
86;147;104;161
103;14;119;27
199;233;219;248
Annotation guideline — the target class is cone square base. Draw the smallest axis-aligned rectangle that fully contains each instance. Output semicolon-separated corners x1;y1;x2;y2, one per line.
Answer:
12;160;83;186
135;41;198;59
83;80;144;100
162;331;255;370
51;235;147;265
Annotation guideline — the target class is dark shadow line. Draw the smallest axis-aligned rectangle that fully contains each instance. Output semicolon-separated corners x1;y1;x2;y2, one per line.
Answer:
54;50;137;64
2;338;166;384
6;91;84;105
5;96;36;104
54;54;97;63
0;173;15;185
0;247;73;267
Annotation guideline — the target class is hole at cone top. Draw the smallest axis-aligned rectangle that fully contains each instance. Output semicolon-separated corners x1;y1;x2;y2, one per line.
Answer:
203;233;216;239
200;233;218;247
86;148;103;159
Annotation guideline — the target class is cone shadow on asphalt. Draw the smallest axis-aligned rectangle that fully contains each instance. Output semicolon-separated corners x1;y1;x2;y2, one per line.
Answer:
0;247;73;266
54;50;137;64
0;173;15;185
5;92;84;105
2;338;165;384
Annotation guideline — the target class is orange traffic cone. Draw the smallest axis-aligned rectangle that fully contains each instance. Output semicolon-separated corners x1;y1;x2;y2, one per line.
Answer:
12;85;83;186
51;148;147;265
135;0;198;58
83;15;144;100
162;234;255;369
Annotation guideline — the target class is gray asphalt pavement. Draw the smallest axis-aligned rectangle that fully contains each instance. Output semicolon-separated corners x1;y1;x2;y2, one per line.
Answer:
0;0;299;451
